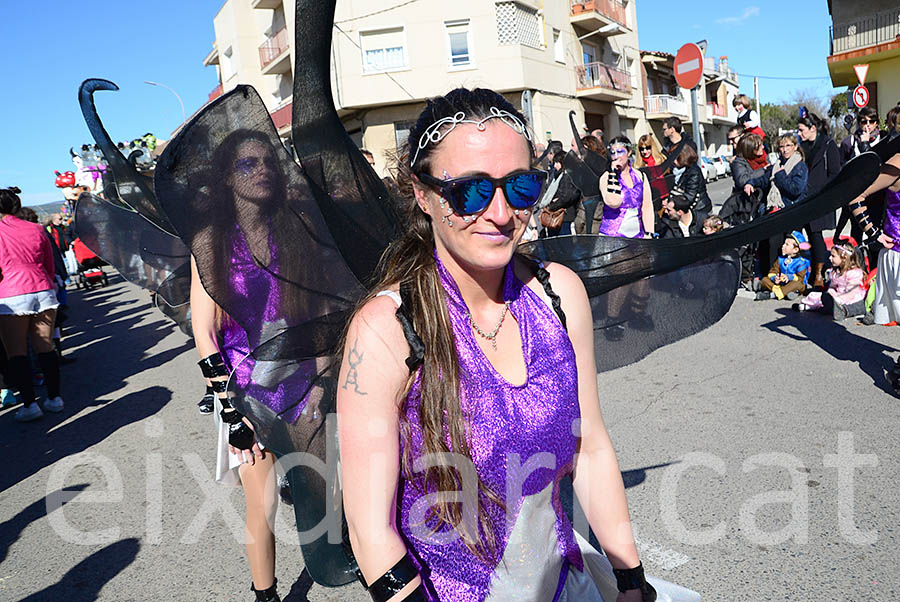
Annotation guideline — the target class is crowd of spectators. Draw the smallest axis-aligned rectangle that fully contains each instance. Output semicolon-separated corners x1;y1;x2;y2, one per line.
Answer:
529;100;900;324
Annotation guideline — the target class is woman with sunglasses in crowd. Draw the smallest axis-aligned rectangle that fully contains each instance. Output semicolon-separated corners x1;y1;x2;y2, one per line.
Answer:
596;136;655;238
338;88;658;601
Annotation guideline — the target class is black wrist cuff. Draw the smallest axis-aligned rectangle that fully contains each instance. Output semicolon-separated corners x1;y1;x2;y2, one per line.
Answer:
361;553;420;602
613;562;647;593
205;384;214;395
220;408;244;424
227;420;254;450
209;380;228;394
198;353;229;378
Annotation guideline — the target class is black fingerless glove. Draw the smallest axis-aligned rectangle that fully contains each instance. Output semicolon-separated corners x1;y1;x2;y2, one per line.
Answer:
220;408;255;450
613;563;657;601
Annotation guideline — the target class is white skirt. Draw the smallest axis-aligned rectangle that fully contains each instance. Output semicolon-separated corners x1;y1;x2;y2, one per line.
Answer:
873;248;900;324
0;289;59;316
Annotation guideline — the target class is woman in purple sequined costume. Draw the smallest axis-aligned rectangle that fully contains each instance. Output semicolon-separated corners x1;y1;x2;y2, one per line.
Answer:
189;132;290;602
337;89;686;602
598;136;655;239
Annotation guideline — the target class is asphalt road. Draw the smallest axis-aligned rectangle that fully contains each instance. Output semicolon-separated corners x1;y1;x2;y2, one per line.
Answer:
1;274;897;601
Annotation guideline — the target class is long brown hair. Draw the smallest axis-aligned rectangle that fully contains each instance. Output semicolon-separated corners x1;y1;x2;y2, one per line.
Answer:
346;88;534;560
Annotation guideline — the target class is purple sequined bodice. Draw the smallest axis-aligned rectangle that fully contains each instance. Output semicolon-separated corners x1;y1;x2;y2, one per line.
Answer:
599;166;645;238
220;229;307;422
398;256;582;601
884;188;900;251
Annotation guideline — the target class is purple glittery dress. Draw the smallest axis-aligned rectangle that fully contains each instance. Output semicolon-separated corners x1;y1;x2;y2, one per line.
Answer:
873;188;900;324
397;256;618;602
220;228;308;422
599;167;645;238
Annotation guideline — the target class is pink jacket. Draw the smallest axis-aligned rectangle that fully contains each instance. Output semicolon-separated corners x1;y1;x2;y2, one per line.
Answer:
0;215;55;298
826;267;866;305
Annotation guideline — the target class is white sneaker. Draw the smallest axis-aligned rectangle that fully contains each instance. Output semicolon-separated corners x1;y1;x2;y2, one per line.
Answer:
15;403;43;422
44;397;65;413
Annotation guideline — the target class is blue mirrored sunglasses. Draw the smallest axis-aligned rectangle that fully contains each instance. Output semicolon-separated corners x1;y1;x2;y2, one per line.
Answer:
417;170;548;216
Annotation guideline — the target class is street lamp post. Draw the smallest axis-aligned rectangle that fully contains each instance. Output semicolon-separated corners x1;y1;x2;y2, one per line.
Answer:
144;80;186;125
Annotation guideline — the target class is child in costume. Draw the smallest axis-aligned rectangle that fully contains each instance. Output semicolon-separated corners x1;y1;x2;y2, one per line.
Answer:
792;243;867;319
756;230;811;300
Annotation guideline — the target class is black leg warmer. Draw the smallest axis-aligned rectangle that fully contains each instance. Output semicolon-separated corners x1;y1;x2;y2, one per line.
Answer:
7;355;37;406
37;351;61;399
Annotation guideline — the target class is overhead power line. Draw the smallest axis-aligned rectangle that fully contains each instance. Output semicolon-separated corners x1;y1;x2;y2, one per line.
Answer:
334;0;423;24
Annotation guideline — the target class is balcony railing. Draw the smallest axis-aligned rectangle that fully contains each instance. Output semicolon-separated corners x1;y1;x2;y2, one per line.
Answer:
259;26;289;69
208;84;223;103
570;0;626;27
271;102;292;131
707;102;727;117
830;7;900;54
646;94;688;117
575;62;631;93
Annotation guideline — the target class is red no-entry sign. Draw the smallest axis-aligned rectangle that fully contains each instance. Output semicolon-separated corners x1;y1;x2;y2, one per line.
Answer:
674;43;704;90
853;85;869;108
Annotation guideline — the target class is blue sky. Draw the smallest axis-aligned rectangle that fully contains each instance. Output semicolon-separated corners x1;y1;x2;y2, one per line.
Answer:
1;0;840;206
636;0;841;104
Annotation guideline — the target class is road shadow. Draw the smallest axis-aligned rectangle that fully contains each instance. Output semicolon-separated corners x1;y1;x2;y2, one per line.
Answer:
0;279;191;493
0;484;88;564
762;308;898;395
18;537;140;602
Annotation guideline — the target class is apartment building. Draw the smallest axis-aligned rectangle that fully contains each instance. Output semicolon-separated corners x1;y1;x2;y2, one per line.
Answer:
201;0;742;172
826;0;900;115
640;49;740;156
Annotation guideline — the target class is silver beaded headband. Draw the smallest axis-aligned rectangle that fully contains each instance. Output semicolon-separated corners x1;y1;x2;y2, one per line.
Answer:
834;244;854;257
410;107;532;167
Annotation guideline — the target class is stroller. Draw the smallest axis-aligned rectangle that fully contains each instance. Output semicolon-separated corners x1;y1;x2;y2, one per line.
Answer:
71;238;110;289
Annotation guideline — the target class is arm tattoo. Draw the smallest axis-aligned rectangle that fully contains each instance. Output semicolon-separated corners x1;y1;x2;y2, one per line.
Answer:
343;338;367;396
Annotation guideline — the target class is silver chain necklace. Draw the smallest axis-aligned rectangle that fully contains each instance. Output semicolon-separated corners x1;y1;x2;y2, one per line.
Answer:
466;300;512;351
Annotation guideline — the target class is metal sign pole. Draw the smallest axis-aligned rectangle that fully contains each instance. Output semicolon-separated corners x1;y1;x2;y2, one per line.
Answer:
690;86;702;153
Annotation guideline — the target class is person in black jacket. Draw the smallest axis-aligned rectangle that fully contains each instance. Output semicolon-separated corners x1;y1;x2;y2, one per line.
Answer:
798;111;841;288
671;143;712;221
543;152;582;236
658;191;704;238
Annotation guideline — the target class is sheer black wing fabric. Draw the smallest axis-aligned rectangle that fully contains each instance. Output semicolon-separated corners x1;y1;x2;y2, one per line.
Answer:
78;79;178;236
153;79;364;586
290;1;402;283
74;192;191;332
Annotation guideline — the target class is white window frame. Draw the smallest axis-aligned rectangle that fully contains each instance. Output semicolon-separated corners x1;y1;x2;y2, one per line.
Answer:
444;19;475;70
359;25;409;74
553;28;565;64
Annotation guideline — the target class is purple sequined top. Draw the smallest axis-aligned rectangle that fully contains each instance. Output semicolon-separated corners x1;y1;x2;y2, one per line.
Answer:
599;166;645;238
883;188;900;252
398;256;582;601
220;228;307;423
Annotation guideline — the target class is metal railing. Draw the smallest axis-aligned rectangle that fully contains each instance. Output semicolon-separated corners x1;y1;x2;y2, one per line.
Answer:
270;102;292;131
707;102;727;117
259;26;289;69
569;0;627;27
646;94;688;117
830;7;900;54
575;62;631;93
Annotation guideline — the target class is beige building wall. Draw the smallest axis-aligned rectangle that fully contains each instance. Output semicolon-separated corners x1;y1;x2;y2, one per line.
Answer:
203;1;745;168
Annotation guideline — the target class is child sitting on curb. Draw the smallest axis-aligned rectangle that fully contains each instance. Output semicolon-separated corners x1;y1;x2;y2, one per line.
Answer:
792;243;867;320
756;231;811;300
